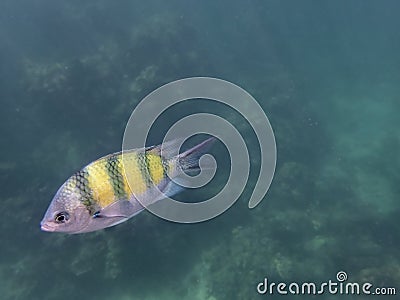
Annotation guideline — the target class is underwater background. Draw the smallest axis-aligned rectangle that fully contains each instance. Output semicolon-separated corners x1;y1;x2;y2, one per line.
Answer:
0;0;399;299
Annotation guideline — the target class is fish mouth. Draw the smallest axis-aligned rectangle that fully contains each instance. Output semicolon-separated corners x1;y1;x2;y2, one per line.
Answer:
40;222;56;232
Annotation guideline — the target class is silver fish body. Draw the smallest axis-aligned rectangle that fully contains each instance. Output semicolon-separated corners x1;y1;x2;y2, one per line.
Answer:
40;138;215;234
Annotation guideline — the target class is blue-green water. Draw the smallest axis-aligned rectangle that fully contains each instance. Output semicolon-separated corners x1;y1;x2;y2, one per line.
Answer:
0;1;399;299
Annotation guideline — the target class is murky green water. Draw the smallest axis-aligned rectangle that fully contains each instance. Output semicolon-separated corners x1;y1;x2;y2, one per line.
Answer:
0;1;399;299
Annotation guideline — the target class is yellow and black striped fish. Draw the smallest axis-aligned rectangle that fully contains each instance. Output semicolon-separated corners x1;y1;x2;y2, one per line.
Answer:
40;138;215;234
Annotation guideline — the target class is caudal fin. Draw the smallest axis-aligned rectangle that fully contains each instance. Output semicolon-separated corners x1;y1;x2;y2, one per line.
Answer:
178;137;216;171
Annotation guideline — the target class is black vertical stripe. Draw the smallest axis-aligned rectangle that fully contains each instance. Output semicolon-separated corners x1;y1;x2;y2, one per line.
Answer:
73;169;96;214
106;154;128;200
137;152;153;187
160;154;169;180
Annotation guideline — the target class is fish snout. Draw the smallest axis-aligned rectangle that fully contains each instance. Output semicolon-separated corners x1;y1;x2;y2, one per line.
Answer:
40;221;56;232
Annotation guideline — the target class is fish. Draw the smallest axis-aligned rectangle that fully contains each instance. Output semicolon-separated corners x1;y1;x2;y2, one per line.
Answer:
40;137;215;234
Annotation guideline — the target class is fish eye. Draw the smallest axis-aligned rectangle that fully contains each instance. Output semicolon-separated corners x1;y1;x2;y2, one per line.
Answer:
54;212;70;224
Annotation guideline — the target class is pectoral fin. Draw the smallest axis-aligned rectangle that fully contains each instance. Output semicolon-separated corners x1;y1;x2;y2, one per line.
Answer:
94;199;144;218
